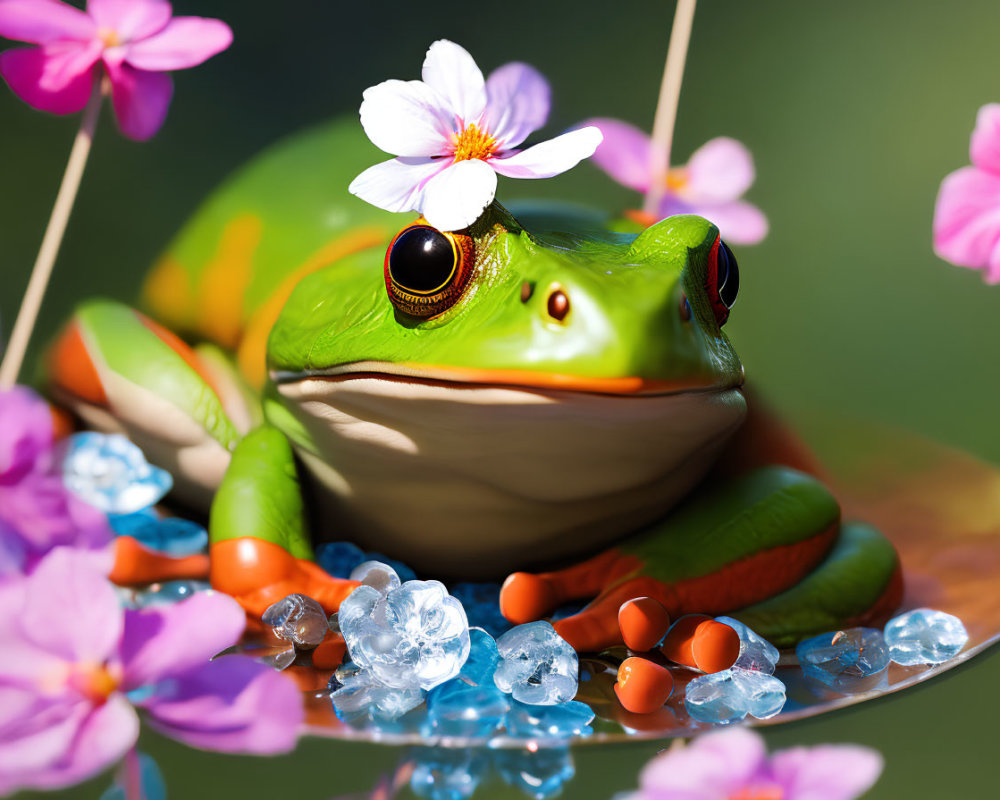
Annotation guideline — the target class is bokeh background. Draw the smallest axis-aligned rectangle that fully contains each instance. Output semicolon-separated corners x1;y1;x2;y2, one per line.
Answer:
4;0;999;796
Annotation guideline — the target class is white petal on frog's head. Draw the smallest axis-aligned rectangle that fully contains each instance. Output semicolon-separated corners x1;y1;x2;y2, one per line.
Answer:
348;156;448;215
358;79;453;157
491;126;603;180
421;39;487;126
420;159;498;232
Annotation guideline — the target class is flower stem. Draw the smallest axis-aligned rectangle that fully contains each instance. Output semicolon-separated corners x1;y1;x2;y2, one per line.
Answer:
0;78;103;390
643;0;698;217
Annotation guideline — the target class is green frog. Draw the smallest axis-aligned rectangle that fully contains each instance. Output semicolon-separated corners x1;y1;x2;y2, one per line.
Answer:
45;118;900;650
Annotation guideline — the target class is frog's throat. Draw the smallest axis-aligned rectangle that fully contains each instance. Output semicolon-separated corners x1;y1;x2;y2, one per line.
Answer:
272;361;745;397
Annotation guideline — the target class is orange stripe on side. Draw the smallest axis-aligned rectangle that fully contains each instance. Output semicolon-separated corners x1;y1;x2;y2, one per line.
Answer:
141;256;196;331
136;314;224;401
236;226;388;389
46;320;107;406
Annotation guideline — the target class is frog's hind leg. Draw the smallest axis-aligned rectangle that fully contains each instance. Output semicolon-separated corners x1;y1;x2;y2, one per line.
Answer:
47;299;252;508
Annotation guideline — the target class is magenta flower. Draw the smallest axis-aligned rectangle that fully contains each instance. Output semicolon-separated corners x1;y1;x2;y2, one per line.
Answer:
584;118;768;245
933;104;1000;282
0;387;112;578
0;548;302;794
349;39;603;232
625;727;882;800
0;0;232;140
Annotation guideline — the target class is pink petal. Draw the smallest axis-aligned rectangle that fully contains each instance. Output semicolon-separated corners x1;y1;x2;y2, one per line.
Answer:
0;43;98;113
0;692;91;786
87;0;171;43
491;126;603;179
586;117;653;192
0;386;53;484
933;165;1000;281
421;159;497;231
21;547;122;664
482;62;550;149
421;39;486;125
349;156;449;214
144;657;302;754
640;727;769;796
120;591;245;688
686;136;755;203
769;744;883;800
106;61;172;140
124;17;231;72
0;0;96;44
687;200;769;245
970;103;1000;175
359;78;453;158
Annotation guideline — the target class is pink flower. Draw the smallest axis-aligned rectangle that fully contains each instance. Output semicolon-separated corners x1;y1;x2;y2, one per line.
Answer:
933;104;1000;282
0;548;302;794
626;728;882;800
349;39;603;232
0;0;232;140
584;118;768;245
0;387;112;578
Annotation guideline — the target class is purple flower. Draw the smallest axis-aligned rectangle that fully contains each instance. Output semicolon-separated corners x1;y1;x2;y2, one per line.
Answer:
0;387;112;578
933;104;1000;282
349;39;603;232
0;548;302;794
584;118;768;245
627;727;882;800
0;0;232;140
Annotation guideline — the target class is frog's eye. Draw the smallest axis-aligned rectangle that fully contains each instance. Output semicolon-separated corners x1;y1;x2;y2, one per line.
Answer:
706;237;739;326
384;223;474;318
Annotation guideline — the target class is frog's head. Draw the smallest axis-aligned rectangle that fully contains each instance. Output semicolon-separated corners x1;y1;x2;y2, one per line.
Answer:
267;204;748;575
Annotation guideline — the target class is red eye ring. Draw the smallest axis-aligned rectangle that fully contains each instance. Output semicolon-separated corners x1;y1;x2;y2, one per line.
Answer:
384;222;474;319
706;235;739;327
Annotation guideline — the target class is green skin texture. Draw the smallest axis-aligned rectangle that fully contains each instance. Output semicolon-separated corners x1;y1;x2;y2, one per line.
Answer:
67;118;898;645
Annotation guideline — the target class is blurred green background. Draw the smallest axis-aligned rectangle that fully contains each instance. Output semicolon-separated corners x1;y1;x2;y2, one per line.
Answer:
5;0;999;797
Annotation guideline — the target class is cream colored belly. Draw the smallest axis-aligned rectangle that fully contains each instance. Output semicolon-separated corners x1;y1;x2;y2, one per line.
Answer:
276;377;747;577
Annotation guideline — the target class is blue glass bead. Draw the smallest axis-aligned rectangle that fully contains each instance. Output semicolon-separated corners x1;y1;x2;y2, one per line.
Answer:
494;747;575;800
459;628;500;686
450;582;511;637
734;669;786;719
796;627;890;693
504;699;594;740
684;670;749;724
410;747;488;800
364;551;417;582
316;541;366;578
107;507;159;536
884;608;969;665
717;616;780;674
427;678;510;739
120;516;208;556
493;621;578;706
137;580;211;606
63;432;172;514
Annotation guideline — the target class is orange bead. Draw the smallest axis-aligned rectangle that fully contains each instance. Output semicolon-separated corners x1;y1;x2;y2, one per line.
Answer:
659;614;713;669
618;597;671;652
691;620;741;673
500;572;557;625
614;656;675;714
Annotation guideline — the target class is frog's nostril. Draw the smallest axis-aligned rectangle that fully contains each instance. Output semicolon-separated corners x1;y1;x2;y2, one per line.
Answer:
546;289;570;322
520;281;534;302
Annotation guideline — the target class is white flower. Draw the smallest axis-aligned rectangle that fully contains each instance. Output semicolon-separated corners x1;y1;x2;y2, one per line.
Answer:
349;40;603;231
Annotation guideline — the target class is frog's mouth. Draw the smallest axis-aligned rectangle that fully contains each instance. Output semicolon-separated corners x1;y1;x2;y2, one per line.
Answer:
273;360;744;397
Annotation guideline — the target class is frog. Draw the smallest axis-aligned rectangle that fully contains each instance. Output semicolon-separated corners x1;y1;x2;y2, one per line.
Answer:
44;117;901;651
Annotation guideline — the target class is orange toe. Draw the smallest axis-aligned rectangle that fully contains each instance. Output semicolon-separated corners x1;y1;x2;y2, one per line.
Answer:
659;614;713;670
109;536;210;586
614;656;674;714
618;597;671;652
691;620;741;673
500;572;559;624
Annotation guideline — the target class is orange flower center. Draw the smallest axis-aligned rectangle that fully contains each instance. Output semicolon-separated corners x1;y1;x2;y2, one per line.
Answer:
665;167;689;192
68;662;121;705
98;27;122;48
730;786;784;800
452;124;498;162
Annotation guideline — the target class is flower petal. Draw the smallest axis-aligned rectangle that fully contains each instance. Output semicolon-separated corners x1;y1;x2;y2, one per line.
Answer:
106;61;172;140
87;0;171;43
482;62;550;149
21;547;122;664
769;744;883;800
421;39;486;125
585;117;653;192
124;17;231;72
349;156;449;214
359;78;453;157
144;657;302;754
0;43;97;113
686;136;755;202
686;200;769;245
0;386;53;484
0;692;91;788
970;103;1000;175
0;0;96;44
421;159;498;231
491;126;603;180
121;591;245;689
640;728;769;797
933;165;1000;281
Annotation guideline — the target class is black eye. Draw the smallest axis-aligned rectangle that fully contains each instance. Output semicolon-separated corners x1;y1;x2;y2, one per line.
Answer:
384;224;473;318
707;238;739;326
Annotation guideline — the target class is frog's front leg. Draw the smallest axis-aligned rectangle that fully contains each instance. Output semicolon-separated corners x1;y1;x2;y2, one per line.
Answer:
209;426;359;618
501;467;899;652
